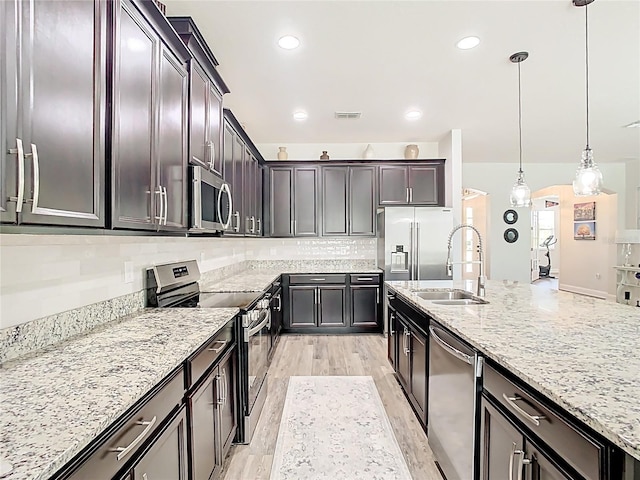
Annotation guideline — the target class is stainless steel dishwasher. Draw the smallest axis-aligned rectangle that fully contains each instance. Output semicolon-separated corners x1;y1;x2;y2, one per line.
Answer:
428;323;482;480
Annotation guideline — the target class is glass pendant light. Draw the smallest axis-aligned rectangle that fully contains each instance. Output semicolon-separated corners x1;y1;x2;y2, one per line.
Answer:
573;0;603;196
509;51;531;208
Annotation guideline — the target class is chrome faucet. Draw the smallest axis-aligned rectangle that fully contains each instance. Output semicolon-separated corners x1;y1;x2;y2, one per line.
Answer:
446;224;486;297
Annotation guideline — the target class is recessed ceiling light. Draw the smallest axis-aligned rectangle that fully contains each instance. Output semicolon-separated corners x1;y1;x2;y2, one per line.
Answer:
405;109;422;121
456;36;480;50
623;120;640;128
293;110;308;121
278;35;300;50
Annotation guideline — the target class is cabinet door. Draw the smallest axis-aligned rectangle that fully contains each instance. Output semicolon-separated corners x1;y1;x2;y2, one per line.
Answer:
157;45;187;230
232;135;244;234
350;286;379;328
322;167;348;236
396;318;411;392
410;326;427;422
112;1;157;229
188;372;220;480
134;407;187;480
527;444;575;480
349;166;376;235
289;286;316;327
244;148;254;234
408;165;439;205
216;349;237;457
189;63;208;168
293;167;318;236
256;164;263;235
379;166;409;205
270;167;293;237
480;399;524;480
318;286;346;327
7;0;106;227
207;84;223;176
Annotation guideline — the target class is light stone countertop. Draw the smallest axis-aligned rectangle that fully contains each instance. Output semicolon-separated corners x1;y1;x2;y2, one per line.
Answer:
0;307;238;480
200;266;382;293
385;280;640;461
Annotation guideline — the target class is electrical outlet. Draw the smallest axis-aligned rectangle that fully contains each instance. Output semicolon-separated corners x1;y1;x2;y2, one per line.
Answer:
124;261;134;283
595;273;601;279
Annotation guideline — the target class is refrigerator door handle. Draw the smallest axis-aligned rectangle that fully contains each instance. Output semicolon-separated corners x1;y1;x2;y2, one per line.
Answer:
409;221;414;280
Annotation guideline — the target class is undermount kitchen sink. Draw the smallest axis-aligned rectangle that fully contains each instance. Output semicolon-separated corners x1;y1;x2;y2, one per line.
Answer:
414;290;489;305
415;290;475;300
430;298;489;306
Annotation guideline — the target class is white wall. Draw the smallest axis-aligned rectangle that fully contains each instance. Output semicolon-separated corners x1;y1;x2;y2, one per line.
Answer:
255;142;439;161
0;235;376;329
439;130;463;279
556;187;618;299
625;158;640;228
463;161;628;285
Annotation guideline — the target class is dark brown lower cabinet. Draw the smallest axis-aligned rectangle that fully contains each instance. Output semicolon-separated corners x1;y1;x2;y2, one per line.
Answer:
350;285;380;328
188;346;237;480
395;312;427;426
133;407;188;480
289;285;346;329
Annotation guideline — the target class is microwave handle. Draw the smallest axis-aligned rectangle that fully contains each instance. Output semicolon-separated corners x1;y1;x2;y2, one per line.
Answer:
218;183;232;230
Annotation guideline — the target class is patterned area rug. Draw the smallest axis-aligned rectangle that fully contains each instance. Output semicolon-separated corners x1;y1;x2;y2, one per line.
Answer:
270;376;412;479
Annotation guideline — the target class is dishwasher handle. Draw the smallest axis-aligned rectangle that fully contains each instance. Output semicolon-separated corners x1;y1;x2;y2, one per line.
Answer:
429;326;473;365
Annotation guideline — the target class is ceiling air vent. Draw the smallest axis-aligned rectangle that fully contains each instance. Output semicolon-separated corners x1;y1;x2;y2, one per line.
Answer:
334;112;362;120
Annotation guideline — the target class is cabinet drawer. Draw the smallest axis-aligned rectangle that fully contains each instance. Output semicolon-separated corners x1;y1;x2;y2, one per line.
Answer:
349;273;380;285
289;274;346;285
67;367;185;480
484;364;603;480
188;318;235;388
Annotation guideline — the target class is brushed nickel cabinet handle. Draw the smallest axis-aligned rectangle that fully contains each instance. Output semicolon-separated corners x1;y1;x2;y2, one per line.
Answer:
162;186;168;225
502;393;546;426
208;340;227;353
111;416;157;461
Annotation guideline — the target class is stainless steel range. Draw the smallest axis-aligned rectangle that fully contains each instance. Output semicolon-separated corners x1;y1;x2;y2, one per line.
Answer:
145;260;271;444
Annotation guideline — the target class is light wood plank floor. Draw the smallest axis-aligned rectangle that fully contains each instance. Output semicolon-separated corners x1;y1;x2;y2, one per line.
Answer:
221;334;442;480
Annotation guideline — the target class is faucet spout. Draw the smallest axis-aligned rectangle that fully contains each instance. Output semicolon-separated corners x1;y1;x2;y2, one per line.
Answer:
446;224;486;297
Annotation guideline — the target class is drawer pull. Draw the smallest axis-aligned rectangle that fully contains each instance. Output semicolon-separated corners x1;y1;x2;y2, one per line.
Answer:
310;278;326;281
503;393;546;426
357;277;374;281
208;340;228;353
111;416;157;461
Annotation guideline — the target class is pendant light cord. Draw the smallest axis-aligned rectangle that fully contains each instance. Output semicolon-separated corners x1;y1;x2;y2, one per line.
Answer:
518;61;523;174
585;2;590;149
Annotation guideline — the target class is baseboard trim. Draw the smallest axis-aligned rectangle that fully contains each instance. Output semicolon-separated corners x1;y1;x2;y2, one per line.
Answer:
558;284;607;299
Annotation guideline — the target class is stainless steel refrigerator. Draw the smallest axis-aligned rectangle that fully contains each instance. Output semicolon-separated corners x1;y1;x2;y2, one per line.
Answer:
377;207;454;281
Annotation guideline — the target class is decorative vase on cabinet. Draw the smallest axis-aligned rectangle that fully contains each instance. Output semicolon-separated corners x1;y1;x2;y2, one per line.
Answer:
277;146;288;160
320;151;329;160
404;144;419;159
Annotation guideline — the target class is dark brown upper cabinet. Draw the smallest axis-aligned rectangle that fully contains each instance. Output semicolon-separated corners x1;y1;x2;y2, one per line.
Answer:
378;162;445;206
222;109;264;237
322;166;376;236
168;17;230;178
111;0;190;232
1;0;106;228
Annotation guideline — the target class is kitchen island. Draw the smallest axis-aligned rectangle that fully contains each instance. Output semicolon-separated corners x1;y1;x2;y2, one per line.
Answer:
386;280;640;463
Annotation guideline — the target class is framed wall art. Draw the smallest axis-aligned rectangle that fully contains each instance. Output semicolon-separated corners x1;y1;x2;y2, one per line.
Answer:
574;221;596;240
574;202;596;221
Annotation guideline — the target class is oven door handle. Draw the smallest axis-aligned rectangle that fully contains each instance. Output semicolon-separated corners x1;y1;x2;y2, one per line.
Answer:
246;310;271;340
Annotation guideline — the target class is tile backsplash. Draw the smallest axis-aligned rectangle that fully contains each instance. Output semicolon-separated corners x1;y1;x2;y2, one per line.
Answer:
0;234;376;332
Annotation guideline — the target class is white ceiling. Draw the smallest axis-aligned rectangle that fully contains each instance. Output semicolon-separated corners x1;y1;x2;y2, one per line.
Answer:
163;0;640;164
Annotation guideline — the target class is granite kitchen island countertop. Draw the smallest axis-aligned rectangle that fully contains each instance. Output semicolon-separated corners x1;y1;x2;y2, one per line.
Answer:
0;307;239;480
386;280;640;461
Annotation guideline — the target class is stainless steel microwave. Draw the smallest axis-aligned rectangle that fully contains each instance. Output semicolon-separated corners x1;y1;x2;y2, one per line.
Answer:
190;166;232;233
